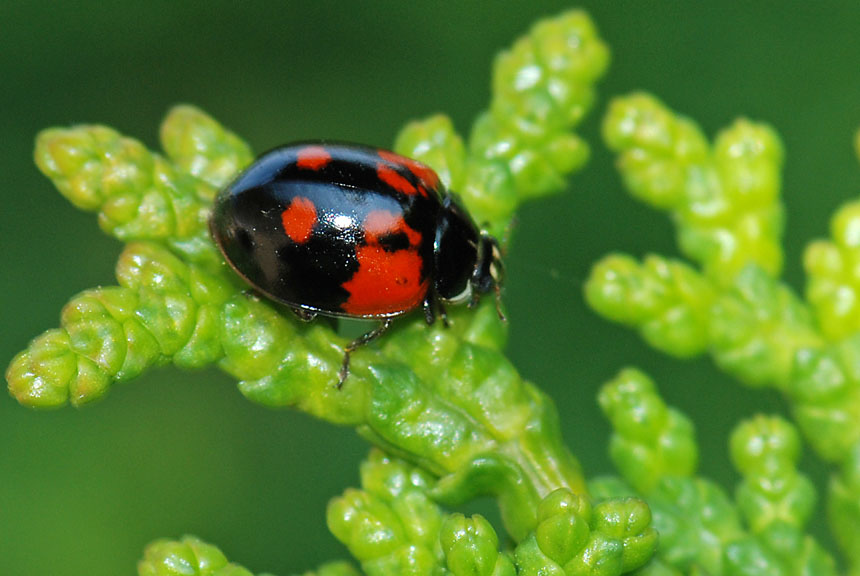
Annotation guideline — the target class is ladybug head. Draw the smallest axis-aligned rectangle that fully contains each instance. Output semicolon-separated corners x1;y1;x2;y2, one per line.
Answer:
434;194;505;320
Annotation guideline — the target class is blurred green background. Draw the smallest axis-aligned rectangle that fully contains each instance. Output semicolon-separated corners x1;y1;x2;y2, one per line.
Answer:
2;2;859;574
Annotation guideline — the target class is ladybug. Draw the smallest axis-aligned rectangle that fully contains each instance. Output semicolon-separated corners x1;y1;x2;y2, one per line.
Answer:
210;142;504;385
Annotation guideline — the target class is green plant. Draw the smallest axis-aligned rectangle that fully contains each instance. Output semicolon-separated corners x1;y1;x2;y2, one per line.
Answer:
5;7;858;575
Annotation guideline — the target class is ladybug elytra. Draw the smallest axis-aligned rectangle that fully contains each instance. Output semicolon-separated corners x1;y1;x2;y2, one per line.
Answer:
210;142;504;385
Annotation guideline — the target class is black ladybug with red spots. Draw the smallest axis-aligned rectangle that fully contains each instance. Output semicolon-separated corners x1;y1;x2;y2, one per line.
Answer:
210;142;504;385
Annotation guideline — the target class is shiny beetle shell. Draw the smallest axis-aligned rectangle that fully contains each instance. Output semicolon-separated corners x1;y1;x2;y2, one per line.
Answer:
210;142;503;324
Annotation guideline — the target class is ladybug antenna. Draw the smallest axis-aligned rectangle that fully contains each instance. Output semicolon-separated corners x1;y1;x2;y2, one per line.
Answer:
494;283;506;322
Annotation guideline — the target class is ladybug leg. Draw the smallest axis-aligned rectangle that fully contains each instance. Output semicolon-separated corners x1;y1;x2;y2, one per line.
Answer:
290;307;318;322
422;292;449;327
338;318;393;388
436;301;449;328
423;294;436;325
290;306;339;331
494;284;507;322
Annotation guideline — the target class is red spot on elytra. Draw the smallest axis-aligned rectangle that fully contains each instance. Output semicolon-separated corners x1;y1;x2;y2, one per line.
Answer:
281;196;317;244
341;209;427;315
377;149;407;165
377;164;418;196
363;210;422;245
378;150;439;192
341;247;427;315
296;146;332;171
